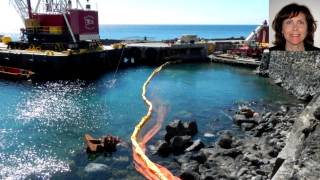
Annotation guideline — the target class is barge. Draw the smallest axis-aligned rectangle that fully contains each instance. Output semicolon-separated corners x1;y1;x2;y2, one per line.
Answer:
0;0;209;79
0;42;122;79
0;0;117;79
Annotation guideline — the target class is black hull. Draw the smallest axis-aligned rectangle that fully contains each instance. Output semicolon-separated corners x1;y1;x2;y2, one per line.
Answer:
0;45;209;80
0;50;124;80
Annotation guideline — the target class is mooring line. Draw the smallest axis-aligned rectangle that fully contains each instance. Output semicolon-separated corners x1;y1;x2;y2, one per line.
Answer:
113;46;126;79
131;61;180;180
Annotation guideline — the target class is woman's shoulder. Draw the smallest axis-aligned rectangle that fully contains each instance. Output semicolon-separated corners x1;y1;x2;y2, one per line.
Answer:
305;44;320;51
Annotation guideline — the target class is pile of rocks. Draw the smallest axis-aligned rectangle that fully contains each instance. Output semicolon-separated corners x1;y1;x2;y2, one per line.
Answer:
254;50;320;179
154;120;204;157
153;104;304;180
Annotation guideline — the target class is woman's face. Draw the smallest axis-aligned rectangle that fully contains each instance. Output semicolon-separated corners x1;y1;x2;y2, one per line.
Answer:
282;12;308;47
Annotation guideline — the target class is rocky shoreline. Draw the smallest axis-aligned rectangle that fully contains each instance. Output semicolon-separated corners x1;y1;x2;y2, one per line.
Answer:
258;51;320;101
67;51;320;179
151;51;320;180
151;102;304;180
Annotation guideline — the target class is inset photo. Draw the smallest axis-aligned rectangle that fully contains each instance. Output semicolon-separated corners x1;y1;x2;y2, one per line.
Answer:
269;0;320;51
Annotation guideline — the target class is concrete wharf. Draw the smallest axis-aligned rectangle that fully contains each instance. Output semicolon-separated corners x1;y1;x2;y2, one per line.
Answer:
0;42;208;79
209;54;260;68
125;42;208;63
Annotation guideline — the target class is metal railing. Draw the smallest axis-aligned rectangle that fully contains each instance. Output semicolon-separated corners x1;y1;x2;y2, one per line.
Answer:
25;26;65;35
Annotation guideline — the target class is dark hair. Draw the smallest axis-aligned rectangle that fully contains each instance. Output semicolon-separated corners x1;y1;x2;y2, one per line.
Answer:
272;3;317;46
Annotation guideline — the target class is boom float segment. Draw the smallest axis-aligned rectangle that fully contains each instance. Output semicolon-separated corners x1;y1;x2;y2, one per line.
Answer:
131;61;180;180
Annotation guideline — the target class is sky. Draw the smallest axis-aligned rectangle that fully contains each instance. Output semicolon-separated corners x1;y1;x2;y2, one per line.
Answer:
0;0;268;33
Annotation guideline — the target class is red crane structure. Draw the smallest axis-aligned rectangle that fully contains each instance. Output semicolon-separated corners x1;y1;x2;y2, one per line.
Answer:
10;0;100;50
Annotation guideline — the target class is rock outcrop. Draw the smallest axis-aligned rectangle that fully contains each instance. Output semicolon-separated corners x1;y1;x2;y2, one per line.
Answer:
260;51;320;101
272;94;320;180
258;51;320;179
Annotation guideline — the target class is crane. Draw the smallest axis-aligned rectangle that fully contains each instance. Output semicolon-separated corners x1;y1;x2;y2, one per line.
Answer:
8;0;99;50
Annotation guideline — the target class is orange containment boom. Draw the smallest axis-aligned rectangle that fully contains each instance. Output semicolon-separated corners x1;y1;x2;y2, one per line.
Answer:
131;61;181;180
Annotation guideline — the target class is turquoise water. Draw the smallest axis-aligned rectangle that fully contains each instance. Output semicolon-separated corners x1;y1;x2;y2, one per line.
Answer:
0;63;298;179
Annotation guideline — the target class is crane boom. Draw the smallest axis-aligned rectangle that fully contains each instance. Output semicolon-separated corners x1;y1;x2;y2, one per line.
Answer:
26;0;32;18
10;0;30;20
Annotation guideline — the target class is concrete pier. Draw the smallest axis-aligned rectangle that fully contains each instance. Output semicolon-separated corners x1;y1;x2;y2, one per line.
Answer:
0;42;209;79
124;42;208;64
209;54;260;68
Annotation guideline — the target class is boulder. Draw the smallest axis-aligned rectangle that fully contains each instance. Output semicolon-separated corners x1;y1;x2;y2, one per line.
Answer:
155;140;172;157
185;139;205;152
183;121;198;136
165;119;185;142
314;107;320;120
165;120;199;142
191;151;207;164
217;132;233;149
170;135;193;154
239;107;255;118
180;170;200;180
233;114;258;125
274;78;282;85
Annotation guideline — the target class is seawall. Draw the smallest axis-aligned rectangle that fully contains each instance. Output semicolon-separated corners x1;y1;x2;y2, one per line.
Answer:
259;51;320;179
259;51;320;100
0;42;208;80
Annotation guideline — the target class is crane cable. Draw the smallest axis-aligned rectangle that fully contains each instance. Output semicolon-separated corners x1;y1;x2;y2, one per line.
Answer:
113;46;126;79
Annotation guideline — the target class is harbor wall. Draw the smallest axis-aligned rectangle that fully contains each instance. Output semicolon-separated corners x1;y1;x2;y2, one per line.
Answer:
0;44;208;79
259;51;320;179
272;93;320;180
259;51;320;100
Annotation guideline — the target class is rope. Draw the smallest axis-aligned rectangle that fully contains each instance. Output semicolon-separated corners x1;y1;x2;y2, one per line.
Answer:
131;61;180;180
113;46;125;80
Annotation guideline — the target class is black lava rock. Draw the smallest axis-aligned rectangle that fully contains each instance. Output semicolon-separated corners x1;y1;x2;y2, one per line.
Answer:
180;170;200;180
217;132;233;149
314;107;320;120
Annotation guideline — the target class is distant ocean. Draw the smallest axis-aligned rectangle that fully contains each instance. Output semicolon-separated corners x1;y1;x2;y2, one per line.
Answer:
3;24;257;41
99;24;257;40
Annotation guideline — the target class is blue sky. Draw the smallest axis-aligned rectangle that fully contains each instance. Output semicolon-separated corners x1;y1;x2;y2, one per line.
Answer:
0;0;268;32
100;0;268;24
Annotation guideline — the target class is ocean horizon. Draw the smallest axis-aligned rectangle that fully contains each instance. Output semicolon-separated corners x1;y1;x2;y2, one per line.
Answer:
1;24;258;41
100;24;257;41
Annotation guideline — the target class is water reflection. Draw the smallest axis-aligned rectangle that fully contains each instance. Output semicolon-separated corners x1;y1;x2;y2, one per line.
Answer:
0;63;300;179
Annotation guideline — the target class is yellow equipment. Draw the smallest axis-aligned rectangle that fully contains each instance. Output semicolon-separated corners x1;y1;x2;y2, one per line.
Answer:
1;36;12;45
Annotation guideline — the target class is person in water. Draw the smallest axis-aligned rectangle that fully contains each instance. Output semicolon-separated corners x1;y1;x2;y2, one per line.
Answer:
270;3;320;51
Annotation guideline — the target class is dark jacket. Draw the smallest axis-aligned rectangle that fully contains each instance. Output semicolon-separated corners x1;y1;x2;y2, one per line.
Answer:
269;43;320;51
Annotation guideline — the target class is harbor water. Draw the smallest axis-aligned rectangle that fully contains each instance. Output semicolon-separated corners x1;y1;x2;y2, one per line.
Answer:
0;63;300;179
0;24;298;179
